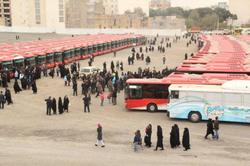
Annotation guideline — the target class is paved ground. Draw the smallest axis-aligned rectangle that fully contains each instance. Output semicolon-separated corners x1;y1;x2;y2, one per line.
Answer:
0;34;250;166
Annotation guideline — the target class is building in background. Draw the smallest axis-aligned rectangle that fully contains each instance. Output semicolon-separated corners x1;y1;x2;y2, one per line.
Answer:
0;0;11;26
149;0;171;10
147;16;186;30
85;0;105;28
11;0;67;29
229;0;250;25
103;0;118;15
65;0;87;28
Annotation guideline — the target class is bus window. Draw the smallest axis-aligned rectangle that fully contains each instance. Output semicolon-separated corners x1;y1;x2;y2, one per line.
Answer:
243;94;250;107
224;93;242;107
171;91;179;99
143;84;169;99
206;92;223;105
129;85;142;99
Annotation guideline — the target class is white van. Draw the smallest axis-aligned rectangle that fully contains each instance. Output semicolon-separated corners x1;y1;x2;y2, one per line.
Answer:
79;66;100;76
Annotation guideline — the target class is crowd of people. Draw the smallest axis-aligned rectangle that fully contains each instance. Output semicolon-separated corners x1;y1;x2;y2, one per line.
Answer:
133;124;190;152
45;96;70;115
1;33;212;155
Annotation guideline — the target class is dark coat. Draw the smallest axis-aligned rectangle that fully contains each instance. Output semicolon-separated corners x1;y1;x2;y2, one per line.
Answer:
97;126;102;140
170;126;177;148
13;81;22;93
156;126;163;147
182;128;190;149
207;120;214;133
5;89;12;104
174;124;180;146
63;97;69;110
58;97;64;114
52;98;57;114
31;81;37;93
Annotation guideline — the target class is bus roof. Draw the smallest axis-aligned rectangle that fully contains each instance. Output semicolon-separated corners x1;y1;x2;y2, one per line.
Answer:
169;80;250;94
126;72;250;85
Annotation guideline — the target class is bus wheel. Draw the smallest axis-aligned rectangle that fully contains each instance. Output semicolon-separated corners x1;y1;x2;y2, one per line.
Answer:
147;103;157;112
188;112;201;123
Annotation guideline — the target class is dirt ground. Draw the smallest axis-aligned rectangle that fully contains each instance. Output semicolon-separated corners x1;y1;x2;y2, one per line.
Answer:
0;34;250;166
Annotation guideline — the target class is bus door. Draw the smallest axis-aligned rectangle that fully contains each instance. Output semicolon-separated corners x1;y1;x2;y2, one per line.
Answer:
63;50;71;64
81;47;87;60
87;46;93;57
92;45;98;56
46;53;55;68
75;48;81;60
98;44;103;55
111;41;115;51
107;42;111;53
125;84;143;109
69;49;75;62
37;55;46;67
103;43;107;54
55;52;63;65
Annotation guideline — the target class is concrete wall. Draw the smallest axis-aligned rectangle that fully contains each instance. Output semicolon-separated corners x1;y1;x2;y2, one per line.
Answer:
0;26;182;36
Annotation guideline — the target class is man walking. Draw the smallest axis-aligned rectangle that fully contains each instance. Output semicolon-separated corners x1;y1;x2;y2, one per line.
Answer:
83;94;90;113
45;97;52;115
213;116;219;140
73;81;78;96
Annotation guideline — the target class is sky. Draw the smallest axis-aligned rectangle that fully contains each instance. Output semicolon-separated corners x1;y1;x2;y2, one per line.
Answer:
118;0;229;15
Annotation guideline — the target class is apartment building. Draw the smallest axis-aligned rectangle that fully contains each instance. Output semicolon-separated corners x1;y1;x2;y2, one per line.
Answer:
11;0;67;29
103;0;118;15
0;0;11;26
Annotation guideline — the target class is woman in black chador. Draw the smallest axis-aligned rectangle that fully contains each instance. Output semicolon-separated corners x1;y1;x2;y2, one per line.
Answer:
58;97;64;114
174;124;180;147
31;81;37;94
63;95;69;112
5;88;13;104
144;124;152;147
170;125;177;148
52;98;57;115
154;125;164;151
13;80;22;94
182;128;190;151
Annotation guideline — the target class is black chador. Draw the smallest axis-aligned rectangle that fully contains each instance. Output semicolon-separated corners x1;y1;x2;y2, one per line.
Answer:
31;81;37;94
58;97;64;114
5;88;13;104
155;125;164;151
182;128;190;151
13;80;22;94
52;98;57;114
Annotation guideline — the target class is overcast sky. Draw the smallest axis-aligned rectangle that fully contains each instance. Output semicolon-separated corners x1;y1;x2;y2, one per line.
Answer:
118;0;229;15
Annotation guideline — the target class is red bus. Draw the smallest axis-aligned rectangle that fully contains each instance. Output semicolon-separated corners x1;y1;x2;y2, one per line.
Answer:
125;72;250;112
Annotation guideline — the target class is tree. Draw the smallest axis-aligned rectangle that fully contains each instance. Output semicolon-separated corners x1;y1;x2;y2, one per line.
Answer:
200;14;218;30
148;6;238;30
133;7;146;17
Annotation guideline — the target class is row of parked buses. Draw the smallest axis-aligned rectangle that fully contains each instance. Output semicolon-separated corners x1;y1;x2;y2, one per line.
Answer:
0;34;146;73
125;34;250;123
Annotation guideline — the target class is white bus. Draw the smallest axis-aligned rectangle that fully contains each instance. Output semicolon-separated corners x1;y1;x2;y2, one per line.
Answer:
167;80;250;123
